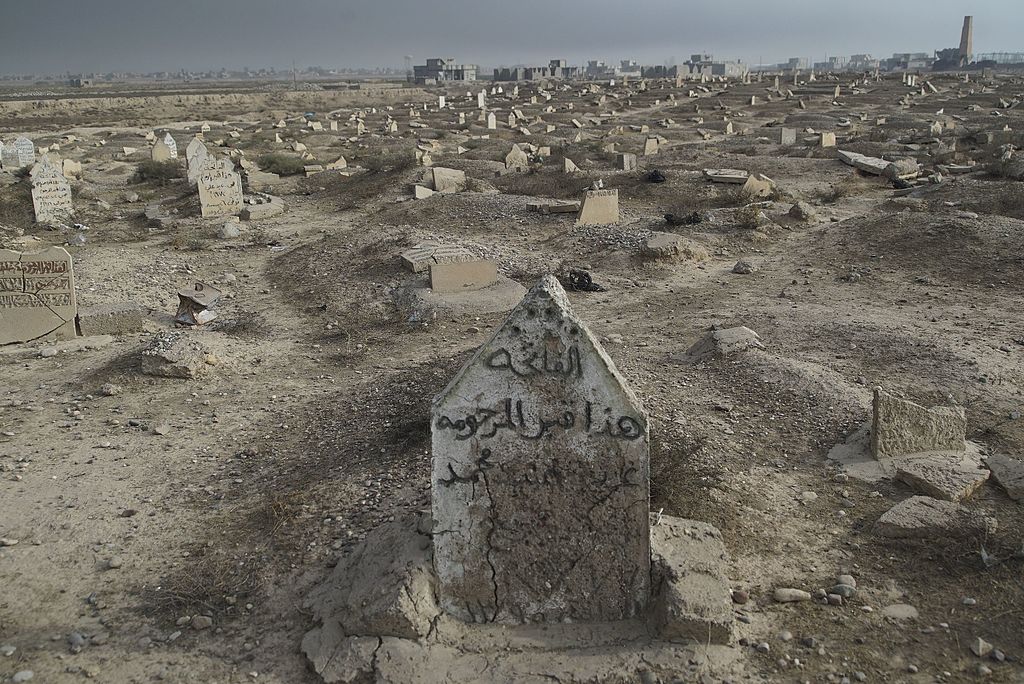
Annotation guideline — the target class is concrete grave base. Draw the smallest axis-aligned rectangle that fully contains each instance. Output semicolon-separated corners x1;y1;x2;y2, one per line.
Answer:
302;514;737;684
395;276;526;318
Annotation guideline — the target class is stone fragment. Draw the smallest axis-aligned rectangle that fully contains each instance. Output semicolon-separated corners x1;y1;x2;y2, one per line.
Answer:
789;201;816;220
881;604;919;620
875;496;996;539
687;326;764;359
617;153;637;171
871;388;967;460
641;232;709;261
650;516;733;644
740;173;775;199
240;196;285;220
773;588;812;603
703;168;748;184
896;457;989;502
400;242;474;273
77;303;144;337
986;454;1024;501
431;276;649;623
301;623;378;684
428;167;467;193
140;332;212;379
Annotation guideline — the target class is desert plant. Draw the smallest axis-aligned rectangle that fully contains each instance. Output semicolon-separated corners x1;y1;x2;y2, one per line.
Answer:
255;153;307;176
131;159;183;184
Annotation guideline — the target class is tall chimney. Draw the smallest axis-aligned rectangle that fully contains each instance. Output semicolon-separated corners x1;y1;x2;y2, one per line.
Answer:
959;16;974;64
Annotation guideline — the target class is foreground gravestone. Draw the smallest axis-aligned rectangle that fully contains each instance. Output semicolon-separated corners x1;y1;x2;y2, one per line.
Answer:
185;137;209;185
197;158;243;218
432;276;650;623
30;159;74;224
13;136;35;167
0;246;77;344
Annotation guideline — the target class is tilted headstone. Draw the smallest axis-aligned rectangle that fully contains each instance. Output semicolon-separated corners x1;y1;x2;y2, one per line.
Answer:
185;137;210;185
196;157;243;218
432;276;650;623
30;159;74;224
576;189;619;226
0;246;77;344
151;138;173;162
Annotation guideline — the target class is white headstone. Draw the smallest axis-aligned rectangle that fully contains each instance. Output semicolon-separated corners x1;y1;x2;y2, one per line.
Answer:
162;132;178;158
196;157;243;218
30;159;74;224
13;137;35;167
185;137;210;185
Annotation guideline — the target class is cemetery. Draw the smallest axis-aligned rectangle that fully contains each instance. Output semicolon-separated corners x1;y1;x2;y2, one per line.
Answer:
0;16;1023;683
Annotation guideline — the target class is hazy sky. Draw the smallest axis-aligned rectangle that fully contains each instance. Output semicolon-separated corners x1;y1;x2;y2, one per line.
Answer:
2;0;1020;74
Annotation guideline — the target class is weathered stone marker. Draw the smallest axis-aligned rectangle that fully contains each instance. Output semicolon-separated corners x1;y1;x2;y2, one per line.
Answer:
196;157;243;218
0;246;77;345
185;137;209;185
432;276;650;623
30;158;74;224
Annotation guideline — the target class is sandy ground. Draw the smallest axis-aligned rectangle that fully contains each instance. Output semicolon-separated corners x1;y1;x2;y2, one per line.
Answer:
1;73;1023;683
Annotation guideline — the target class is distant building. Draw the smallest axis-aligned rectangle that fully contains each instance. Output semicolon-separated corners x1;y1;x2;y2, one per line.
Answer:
69;78;93;87
493;59;581;81
683;54;747;78
413;58;477;84
584;60;615;79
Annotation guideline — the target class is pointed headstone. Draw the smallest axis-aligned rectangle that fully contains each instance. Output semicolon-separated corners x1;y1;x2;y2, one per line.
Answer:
185;137;210;185
432;276;650;623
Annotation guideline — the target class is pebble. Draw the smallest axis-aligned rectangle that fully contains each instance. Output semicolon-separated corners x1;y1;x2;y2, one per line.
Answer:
40;348;58;358
831;584;857;599
732;260;755;275
962;597;977;606
774;588;812;603
907;665;918;673
191;615;213;630
99;383;121;397
976;664;992;676
68;631;86;653
837;575;856;588
107;556;123;570
779;630;793;642
731;589;749;604
853;672;866;682
756;642;770;654
971;637;993;658
12;672;33;683
0;644;15;656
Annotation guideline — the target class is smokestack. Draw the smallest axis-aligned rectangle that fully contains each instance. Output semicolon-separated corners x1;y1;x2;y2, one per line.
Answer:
959;16;973;64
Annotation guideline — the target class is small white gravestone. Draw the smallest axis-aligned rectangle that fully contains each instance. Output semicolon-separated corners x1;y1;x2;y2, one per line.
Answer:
432;276;650;623
13;136;35;167
30;158;74;224
196;157;243;218
185;137;210;185
162;132;178;158
0;142;18;169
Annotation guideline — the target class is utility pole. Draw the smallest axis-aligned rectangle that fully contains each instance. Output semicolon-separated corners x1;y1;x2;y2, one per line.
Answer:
292;59;297;91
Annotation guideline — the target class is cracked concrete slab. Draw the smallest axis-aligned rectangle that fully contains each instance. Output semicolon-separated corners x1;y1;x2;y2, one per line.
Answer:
0;246;77;345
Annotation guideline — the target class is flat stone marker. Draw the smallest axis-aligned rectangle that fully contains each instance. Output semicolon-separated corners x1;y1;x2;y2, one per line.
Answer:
871;388;966;459
30;159;74;224
429;260;497;292
400;242;475;273
432;276;650;623
576;189;619;226
0;142;19;169
197;158;243;218
0;246;77;345
185;137;210;185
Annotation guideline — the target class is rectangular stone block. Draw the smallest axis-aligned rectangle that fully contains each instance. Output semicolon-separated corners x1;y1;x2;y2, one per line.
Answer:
429;260;497;293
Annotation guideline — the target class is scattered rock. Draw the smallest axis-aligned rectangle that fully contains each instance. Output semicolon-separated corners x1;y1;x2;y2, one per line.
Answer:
986;453;1024;501
896;457;989;502
971;637;993;658
191;615;213;630
788;201;817;221
875;496;996;539
774;588;812;603
732;260;755;274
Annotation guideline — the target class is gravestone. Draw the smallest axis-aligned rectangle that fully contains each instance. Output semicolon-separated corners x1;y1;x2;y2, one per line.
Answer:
196;157;243;218
504;144;529;172
0;246;77;344
778;127;797;145
432;276;650;623
162;132;178;158
576;189;619;225
13;136;35;167
486;112;497;130
0;142;19;169
30;159;74;224
185;137;210;185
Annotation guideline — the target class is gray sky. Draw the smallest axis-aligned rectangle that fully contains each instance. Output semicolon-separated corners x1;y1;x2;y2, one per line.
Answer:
2;0;1020;74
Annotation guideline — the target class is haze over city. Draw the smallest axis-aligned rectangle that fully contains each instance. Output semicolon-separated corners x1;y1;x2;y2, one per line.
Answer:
2;0;1022;74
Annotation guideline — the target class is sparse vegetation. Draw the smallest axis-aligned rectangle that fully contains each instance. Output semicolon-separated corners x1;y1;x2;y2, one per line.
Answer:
255;153;307;176
131;159;183;184
361;147;417;173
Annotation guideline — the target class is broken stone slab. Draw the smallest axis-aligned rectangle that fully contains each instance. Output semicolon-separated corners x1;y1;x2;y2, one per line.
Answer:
413;185;435;200
301;624;379;684
896;456;989;502
740;173;775;199
702;169;748;184
77;302;145;337
874;496;996;539
240;196;285;221
836;150;890;175
0;246;78;345
788;201;817;221
650;516;732;644
882;158;920;181
687;327;764;360
985;453;1024;501
527;200;581;214
400;242;475;274
871;388;966;460
140;332;215;379
304;514;439;642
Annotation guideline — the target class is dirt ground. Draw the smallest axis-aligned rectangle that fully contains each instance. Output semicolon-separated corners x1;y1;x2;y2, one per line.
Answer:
1;73;1023;683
